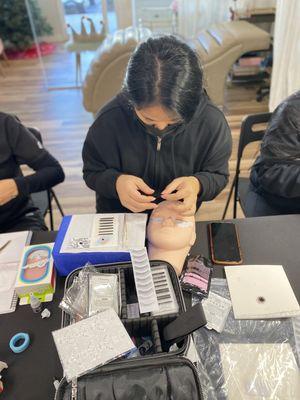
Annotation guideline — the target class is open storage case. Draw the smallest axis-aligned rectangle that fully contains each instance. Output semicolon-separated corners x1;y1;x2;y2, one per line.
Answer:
55;261;204;400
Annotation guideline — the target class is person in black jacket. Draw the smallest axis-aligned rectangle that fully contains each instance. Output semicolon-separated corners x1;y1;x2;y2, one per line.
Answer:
82;36;232;215
0;113;65;233
248;90;300;215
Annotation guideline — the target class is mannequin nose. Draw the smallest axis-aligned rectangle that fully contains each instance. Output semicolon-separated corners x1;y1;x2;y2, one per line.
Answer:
162;217;175;227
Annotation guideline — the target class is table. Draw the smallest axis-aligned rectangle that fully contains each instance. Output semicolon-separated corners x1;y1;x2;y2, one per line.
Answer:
0;215;299;399
192;215;300;303
0;231;62;400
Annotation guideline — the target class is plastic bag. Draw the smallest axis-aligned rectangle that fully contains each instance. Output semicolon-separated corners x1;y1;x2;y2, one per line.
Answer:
59;263;98;320
59;263;120;321
192;279;300;400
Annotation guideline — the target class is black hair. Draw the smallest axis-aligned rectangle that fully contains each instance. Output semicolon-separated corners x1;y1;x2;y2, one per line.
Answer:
123;35;203;123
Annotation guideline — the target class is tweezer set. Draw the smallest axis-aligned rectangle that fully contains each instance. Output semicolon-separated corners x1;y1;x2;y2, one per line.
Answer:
130;248;159;314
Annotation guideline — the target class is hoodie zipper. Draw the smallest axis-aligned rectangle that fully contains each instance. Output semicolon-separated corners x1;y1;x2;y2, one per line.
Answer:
156;137;162;151
154;137;162;189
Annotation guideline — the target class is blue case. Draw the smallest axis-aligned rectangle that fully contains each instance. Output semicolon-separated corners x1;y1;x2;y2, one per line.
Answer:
52;216;131;276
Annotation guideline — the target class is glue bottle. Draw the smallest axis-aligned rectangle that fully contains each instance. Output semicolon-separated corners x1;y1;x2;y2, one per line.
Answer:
30;293;42;313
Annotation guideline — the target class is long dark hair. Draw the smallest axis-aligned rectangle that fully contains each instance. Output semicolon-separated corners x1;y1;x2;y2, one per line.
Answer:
123;35;203;123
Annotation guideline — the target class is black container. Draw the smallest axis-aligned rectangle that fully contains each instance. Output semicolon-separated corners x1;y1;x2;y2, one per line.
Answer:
56;261;203;400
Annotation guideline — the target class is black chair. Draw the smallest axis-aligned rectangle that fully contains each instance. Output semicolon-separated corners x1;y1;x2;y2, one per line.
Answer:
27;127;64;230
222;112;273;219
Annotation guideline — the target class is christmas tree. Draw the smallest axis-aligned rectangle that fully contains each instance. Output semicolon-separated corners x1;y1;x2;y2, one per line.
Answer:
0;0;53;50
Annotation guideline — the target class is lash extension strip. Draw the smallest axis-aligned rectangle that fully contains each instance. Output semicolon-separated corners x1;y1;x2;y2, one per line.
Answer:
130;248;159;314
151;265;179;316
91;215;119;247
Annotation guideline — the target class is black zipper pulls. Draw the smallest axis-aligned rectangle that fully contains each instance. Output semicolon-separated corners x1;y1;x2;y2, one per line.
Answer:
157;137;162;151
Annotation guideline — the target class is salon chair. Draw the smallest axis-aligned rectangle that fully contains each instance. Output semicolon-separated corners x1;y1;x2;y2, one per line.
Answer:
83;22;270;115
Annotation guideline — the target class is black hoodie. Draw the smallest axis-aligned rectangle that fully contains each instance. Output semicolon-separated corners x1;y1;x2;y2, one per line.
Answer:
82;92;232;213
0;113;65;229
250;90;300;212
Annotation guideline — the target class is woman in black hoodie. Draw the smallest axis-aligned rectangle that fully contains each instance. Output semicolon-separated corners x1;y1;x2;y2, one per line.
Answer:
248;90;300;215
82;35;232;215
0;113;65;233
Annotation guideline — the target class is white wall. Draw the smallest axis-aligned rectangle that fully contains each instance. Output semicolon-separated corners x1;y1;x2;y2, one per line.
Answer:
269;0;300;110
114;0;133;29
36;0;68;42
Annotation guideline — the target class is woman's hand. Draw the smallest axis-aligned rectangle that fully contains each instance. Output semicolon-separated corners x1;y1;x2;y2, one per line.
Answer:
116;175;157;213
0;179;19;206
161;176;200;216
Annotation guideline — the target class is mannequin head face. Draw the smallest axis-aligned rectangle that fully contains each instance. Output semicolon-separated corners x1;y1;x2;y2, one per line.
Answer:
147;201;196;251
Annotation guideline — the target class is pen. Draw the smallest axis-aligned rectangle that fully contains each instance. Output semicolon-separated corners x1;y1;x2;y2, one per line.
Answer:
0;240;11;252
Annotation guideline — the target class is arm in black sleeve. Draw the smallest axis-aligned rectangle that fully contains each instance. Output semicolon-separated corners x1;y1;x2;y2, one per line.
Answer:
6;115;65;195
82;120;122;200
194;110;232;201
256;162;300;198
252;93;300;198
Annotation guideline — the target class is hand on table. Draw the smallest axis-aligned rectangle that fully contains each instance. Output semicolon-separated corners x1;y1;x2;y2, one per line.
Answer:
116;175;157;213
161;176;200;216
0;179;18;206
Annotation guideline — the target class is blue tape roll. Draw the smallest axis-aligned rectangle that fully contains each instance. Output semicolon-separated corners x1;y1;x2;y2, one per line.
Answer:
9;332;30;354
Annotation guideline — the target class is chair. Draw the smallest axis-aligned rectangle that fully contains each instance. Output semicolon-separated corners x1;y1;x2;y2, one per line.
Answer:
222;112;273;219
27;128;64;230
83;22;270;115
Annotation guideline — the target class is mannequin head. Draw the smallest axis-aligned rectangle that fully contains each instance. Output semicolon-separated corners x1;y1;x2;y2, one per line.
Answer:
147;201;196;275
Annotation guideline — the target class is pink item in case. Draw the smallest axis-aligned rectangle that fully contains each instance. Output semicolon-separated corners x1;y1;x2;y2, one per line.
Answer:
180;255;213;298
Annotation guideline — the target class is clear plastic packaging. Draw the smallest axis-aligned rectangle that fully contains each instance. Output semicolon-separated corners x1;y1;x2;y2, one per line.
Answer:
59;264;98;320
88;273;120;316
193;279;300;400
59;264;120;321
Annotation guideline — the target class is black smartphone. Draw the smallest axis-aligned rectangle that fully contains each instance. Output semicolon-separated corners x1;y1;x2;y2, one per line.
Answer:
208;222;243;265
